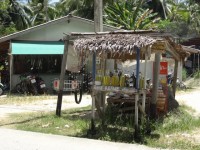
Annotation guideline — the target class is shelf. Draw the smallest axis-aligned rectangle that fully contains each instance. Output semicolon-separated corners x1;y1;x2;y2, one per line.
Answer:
93;85;146;94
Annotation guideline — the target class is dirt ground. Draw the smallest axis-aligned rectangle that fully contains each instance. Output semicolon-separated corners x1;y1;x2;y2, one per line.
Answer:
0;89;200;147
0;88;200;118
175;87;200;116
0;94;92;118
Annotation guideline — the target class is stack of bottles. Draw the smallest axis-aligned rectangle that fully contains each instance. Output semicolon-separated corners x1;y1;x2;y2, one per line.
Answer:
96;70;126;87
95;70;145;89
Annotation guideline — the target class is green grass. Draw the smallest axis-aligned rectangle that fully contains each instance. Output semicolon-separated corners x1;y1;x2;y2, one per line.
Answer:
1;105;200;149
0;106;91;137
156;106;200;134
144;106;200;149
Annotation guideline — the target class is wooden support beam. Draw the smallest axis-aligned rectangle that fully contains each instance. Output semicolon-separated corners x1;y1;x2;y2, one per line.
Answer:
172;60;178;97
178;60;183;82
193;54;195;73
165;41;180;61
9;41;13;90
91;53;96;120
89;0;103;133
136;47;140;89
94;0;103;32
142;52;148;111
134;93;139;132
151;52;161;119
134;47;140;138
56;37;69;116
198;53;199;77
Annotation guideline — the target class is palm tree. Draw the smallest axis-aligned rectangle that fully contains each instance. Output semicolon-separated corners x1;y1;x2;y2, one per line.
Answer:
27;0;57;25
8;0;32;30
55;0;116;20
104;0;160;30
157;0;200;37
0;0;17;36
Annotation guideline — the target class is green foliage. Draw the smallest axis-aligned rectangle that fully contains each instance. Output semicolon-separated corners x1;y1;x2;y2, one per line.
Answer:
193;70;200;79
155;106;200;134
0;0;9;11
182;67;188;81
144;105;200;149
0;24;17;37
104;0;160;30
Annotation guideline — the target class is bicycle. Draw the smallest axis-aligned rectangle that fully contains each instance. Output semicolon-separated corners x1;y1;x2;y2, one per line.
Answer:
15;74;29;94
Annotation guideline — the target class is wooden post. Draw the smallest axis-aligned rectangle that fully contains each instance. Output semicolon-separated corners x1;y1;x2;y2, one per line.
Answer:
102;54;107;114
134;93;139;138
135;47;140;89
172;60;178;97
142;52;148;111
89;0;103;132
134;47;140;138
9;50;13;91
193;54;195;73
151;52;161;119
56;37;69;116
198;53;199;77
178;61;183;82
94;0;103;32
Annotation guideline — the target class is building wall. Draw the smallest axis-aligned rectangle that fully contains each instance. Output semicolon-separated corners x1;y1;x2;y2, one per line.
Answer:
14;19;114;41
10;18;116;90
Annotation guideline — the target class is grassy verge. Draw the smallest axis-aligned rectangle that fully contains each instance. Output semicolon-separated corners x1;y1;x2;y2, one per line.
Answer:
0;106;91;137
1;105;200;149
145;105;200;149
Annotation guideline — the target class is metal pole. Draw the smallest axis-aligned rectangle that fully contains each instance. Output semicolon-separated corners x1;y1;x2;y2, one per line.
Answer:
56;37;69;116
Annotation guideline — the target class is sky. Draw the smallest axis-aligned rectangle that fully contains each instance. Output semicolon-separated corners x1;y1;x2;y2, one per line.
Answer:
51;0;59;3
18;0;60;4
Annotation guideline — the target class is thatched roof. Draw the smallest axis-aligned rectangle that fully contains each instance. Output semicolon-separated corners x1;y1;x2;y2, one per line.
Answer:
74;34;157;54
68;30;190;61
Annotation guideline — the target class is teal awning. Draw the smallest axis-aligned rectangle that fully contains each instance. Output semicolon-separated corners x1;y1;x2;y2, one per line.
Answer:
11;41;64;55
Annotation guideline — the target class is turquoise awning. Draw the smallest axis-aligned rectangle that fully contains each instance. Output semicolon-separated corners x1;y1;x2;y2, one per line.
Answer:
11;41;64;55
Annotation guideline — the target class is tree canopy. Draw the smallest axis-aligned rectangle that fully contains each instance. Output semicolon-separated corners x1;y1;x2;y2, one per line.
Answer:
0;0;200;39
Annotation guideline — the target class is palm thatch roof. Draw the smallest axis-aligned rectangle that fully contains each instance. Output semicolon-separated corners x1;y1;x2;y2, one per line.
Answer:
67;30;190;61
74;34;157;53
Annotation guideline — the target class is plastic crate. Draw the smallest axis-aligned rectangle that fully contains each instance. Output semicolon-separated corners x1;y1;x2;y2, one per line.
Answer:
53;79;80;91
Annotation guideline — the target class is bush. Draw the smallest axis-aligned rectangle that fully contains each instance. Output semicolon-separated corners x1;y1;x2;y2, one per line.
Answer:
194;70;200;79
182;68;187;81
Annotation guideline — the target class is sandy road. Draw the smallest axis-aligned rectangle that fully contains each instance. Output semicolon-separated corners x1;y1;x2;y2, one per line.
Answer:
0;94;92;119
175;88;200;115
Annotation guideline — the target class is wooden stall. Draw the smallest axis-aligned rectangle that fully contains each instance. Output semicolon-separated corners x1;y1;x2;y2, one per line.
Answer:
56;30;190;138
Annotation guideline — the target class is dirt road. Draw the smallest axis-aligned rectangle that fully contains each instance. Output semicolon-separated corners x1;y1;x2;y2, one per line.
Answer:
175;88;200;115
0;95;92;118
1;88;200;119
